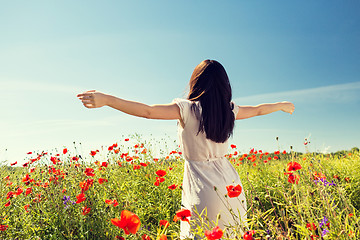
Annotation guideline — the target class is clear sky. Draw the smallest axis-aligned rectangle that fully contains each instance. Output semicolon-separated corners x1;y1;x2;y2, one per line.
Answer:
1;1;359;164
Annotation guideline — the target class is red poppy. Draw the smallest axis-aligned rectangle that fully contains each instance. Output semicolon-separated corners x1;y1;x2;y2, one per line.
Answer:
140;163;148;167
76;193;86;203
22;174;31;183
101;162;108;167
5;201;10;207
98;178;108;184
133;165;141;170
63;148;68;154
230;144;236;149
243;230;255;240
25;187;32;196
160;234;167;240
287;162;302;171
285;172;299;184
306;222;317;230
173;209;191;223
15;187;23;196
111;210;141;235
112;199;119;207
156;170;167;177
154;180;160;186
168;184;178;190
274;156;279;160
10;161;17;166
205;226;223;240
82;206;91;215
226;184;242;198
0;225;8;231
6;191;14;199
125;138;129;141
142;234;151;240
80;179;94;192
24;204;29;212
159;220;169;228
90;150;97;156
116;236;125;240
153;158;159;162
84;168;95;177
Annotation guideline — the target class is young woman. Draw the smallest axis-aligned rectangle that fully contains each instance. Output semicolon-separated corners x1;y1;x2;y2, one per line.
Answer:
77;59;295;238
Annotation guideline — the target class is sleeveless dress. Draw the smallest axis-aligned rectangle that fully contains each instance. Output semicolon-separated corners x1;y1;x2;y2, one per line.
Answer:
172;98;247;239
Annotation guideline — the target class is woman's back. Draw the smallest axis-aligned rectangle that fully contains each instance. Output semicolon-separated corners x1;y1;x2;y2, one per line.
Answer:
174;98;238;161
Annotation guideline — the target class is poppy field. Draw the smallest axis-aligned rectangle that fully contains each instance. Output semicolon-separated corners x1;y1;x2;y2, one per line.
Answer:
1;137;359;240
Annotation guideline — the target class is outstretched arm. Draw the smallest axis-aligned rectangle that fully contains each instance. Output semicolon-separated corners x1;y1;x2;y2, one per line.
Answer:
77;90;181;120
236;102;294;120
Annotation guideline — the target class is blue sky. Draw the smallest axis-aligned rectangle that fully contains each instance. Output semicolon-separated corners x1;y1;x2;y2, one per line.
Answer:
1;1;359;164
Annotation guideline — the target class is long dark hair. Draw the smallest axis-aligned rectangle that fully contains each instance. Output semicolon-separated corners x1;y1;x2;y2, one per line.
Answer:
187;59;234;143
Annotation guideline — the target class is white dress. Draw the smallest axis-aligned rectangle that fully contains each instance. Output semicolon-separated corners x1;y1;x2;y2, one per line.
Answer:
173;98;247;239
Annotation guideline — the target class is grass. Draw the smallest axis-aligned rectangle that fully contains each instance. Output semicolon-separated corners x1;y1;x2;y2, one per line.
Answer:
0;136;359;239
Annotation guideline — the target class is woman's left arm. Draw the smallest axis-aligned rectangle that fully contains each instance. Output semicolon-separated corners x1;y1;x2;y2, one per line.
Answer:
77;90;181;120
236;101;294;120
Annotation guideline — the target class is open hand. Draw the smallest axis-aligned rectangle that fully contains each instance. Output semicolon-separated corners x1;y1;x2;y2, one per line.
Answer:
77;90;108;108
281;101;295;114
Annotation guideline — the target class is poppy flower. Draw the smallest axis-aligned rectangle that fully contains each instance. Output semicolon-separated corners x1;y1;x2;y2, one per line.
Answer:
76;193;86;204
15;187;23;196
142;234;151;240
84;168;95;177
156;170;167;177
125;138;129;141
25;187;32;196
112;199;119;207
98;178;108;184
173;209;191;223
306;222;317;230
63;148;68;154
24;204;29;212
22;174;31;183
226;184;242;198
101;162;108;167
10;161;17;166
140;163;148;167
243;230;255;240
230;144;236;149
111;210;141;235
205;226;223;240
284;172;299;184
6;191;14;199
160;235;167;240
5;201;10;207
0;225;8;231
168;184;178;190
90;150;97;156
82;206;91;215
287;162;302;171
159;220;169;228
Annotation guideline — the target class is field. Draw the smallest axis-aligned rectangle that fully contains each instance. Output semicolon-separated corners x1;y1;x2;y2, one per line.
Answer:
1;136;359;240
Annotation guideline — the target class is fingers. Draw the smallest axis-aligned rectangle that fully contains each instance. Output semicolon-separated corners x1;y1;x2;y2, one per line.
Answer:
77;90;96;98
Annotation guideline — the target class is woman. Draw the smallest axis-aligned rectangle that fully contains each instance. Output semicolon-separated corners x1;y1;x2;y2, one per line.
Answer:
77;59;294;238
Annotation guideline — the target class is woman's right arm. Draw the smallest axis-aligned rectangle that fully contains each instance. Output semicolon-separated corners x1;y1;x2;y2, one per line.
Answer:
235;102;294;120
77;90;181;120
